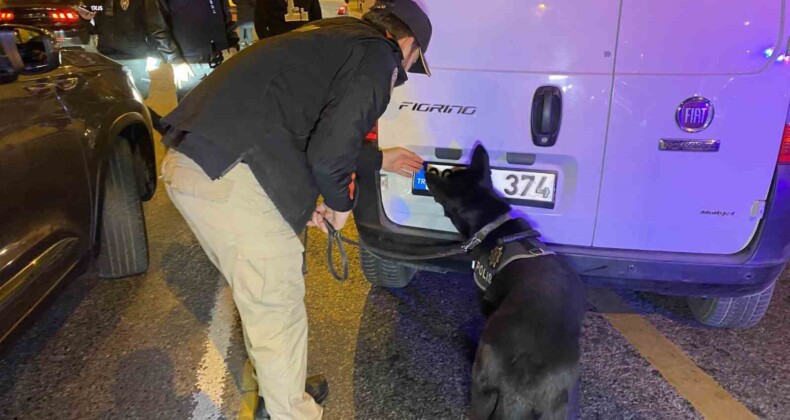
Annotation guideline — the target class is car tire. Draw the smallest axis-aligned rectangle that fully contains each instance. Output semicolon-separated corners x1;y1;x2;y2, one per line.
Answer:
687;279;776;329
359;247;416;288
97;139;149;278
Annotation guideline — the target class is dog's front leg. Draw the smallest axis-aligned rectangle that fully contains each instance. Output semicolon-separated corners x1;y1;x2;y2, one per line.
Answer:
470;343;500;420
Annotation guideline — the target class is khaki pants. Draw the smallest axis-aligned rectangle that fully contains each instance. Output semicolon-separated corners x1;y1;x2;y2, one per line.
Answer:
162;150;322;420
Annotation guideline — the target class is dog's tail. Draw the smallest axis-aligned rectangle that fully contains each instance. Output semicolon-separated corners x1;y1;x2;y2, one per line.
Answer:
474;366;578;420
520;366;579;420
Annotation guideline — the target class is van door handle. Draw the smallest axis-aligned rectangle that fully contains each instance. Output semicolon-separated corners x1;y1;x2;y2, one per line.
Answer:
532;86;563;147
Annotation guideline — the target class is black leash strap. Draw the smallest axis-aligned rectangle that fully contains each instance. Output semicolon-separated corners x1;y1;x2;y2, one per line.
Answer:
496;229;541;245
317;219;539;282
324;218;360;282
320;217;461;282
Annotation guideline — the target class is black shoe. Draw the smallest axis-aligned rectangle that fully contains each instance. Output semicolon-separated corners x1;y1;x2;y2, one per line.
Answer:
148;107;166;135
306;374;329;405
254;396;270;420
254;375;328;419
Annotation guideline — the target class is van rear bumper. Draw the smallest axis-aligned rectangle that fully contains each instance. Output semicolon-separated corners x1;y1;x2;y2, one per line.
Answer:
353;146;790;298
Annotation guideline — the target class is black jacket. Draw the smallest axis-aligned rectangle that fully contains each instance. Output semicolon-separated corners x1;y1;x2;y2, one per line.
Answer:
146;0;239;64
255;0;322;39
161;18;405;233
92;0;149;58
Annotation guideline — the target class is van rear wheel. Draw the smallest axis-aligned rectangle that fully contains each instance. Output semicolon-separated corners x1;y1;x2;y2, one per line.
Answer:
359;247;416;288
687;279;776;329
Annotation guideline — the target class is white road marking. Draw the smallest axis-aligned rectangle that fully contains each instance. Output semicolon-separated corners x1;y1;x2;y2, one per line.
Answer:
190;276;238;420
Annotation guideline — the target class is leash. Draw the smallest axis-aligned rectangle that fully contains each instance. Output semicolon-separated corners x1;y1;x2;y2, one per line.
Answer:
323;218;360;282
314;217;465;282
312;214;541;283
301;219;360;282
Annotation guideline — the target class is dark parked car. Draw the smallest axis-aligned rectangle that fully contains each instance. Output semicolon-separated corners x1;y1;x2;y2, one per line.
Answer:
0;0;93;49
0;24;157;342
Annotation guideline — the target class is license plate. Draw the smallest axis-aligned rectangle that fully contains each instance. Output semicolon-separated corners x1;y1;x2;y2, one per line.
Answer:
412;163;557;209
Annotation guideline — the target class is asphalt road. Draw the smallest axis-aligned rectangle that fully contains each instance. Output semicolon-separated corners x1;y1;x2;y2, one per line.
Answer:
1;63;789;420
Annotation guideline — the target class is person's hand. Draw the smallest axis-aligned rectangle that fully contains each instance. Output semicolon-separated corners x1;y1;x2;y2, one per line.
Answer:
382;147;423;178
306;203;351;233
307;203;328;233
75;7;96;21
172;62;195;89
324;207;352;231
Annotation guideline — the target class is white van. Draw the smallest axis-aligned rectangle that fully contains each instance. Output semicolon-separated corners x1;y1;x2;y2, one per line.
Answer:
353;0;790;328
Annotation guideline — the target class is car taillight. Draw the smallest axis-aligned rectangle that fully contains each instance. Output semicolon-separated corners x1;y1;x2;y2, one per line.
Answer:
778;124;790;164
50;10;79;22
0;11;14;21
365;121;378;142
337;6;348;15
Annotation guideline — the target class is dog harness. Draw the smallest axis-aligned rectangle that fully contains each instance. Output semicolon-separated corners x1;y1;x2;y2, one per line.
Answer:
464;214;555;292
472;242;555;291
462;213;514;253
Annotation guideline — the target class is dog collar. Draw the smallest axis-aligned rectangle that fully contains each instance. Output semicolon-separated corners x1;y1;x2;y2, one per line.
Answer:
473;241;555;292
462;213;513;253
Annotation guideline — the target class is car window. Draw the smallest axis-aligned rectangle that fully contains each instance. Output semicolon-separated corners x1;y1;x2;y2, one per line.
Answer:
0;39;10;69
0;32;18;83
14;28;50;72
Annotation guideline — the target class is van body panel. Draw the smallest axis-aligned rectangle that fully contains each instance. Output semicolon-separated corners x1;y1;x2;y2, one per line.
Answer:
424;0;621;73
593;1;789;254
376;0;789;257
378;0;620;246
615;0;784;75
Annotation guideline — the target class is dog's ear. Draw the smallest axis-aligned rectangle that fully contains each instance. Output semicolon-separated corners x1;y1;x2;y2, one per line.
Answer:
470;144;492;186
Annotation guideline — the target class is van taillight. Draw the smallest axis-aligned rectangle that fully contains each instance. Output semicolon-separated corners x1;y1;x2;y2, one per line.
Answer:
365;121;378;142
0;11;14;21
778;124;790;164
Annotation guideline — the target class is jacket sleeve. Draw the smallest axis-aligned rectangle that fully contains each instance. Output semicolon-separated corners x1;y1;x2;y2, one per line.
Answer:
356;141;383;176
146;0;185;64
307;43;395;212
221;0;240;49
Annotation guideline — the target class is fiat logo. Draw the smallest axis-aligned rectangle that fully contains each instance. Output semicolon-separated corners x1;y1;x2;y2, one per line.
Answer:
676;97;714;133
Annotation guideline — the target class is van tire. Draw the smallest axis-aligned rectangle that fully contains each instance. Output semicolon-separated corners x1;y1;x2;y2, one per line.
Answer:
359;247;416;288
687;279;776;329
97;139;149;279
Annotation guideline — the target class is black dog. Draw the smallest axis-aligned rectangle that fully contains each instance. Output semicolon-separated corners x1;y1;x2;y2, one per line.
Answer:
426;145;585;420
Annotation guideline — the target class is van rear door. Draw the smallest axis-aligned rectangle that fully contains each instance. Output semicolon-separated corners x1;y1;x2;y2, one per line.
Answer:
377;0;620;246
593;1;789;254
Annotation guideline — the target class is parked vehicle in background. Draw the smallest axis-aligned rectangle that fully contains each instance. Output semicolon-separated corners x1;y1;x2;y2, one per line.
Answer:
315;0;350;19
0;0;94;49
354;0;790;329
0;24;157;343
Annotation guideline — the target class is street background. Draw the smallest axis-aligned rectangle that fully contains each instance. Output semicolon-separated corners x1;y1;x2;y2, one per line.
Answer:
1;7;790;419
